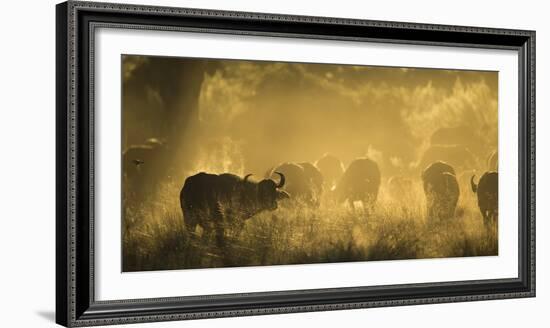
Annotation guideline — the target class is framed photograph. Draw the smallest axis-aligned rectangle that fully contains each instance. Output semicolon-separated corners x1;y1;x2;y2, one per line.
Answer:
56;1;535;326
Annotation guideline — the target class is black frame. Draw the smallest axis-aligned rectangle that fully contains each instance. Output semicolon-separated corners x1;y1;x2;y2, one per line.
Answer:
56;1;536;326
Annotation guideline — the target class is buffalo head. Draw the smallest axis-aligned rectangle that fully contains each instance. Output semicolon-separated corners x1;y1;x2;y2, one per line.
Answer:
246;172;289;210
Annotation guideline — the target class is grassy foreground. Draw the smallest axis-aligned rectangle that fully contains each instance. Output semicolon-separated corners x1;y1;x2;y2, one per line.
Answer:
122;179;497;272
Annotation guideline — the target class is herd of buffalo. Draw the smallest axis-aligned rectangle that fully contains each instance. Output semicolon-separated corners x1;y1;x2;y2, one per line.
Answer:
179;153;499;247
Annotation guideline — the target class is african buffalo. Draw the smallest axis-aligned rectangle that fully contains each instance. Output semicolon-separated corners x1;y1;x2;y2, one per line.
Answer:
471;172;498;228
333;158;381;212
422;161;460;222
315;154;345;190
180;172;289;247
299;162;324;205
266;162;323;207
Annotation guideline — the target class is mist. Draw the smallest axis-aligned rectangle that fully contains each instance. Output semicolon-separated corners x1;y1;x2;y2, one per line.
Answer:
121;55;498;271
123;55;497;182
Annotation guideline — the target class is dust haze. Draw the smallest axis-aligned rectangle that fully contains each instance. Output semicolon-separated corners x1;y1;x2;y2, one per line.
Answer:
122;55;498;272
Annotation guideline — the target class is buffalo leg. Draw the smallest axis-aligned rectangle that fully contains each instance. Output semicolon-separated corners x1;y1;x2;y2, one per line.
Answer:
185;220;197;235
363;198;375;216
481;209;490;230
215;225;226;248
493;212;499;241
488;210;498;240
426;202;436;224
481;209;497;245
212;205;226;248
182;210;198;237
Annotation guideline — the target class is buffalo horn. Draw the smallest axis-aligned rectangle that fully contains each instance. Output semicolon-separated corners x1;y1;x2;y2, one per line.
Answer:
274;171;285;188
470;175;478;193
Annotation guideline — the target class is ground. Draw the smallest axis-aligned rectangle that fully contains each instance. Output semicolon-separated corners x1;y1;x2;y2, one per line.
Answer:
122;178;497;272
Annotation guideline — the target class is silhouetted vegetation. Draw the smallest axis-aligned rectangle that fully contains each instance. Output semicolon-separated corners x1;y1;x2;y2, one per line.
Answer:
123;178;497;272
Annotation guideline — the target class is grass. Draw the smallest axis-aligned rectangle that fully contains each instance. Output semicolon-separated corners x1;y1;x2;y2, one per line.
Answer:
122;178;498;272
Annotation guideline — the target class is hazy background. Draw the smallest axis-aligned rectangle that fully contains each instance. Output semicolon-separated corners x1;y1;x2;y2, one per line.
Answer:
121;56;499;271
122;55;497;183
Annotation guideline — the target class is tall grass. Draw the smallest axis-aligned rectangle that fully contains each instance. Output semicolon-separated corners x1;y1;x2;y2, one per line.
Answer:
122;178;497;272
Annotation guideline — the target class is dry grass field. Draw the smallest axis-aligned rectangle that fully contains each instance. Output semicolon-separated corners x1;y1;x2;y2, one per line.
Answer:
122;176;497;272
